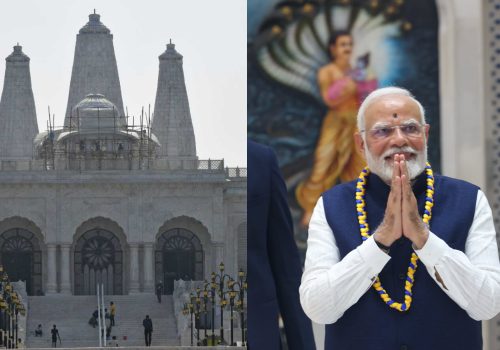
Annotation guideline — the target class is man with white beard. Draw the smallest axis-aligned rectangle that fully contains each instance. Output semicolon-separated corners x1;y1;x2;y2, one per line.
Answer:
299;87;500;350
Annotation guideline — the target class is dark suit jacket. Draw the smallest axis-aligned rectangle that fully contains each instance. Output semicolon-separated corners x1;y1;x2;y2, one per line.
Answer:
247;140;315;350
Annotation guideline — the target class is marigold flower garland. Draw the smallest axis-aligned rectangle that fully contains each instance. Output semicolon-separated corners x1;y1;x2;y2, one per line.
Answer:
355;163;434;312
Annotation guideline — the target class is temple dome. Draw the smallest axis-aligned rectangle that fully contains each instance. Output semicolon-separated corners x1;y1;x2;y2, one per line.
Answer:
71;93;122;132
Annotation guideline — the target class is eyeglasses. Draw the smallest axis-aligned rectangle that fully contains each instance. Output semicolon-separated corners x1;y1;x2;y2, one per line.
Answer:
361;123;425;140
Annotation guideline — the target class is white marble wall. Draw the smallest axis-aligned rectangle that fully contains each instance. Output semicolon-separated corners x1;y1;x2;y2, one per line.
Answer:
0;171;246;295
437;0;486;187
437;1;498;349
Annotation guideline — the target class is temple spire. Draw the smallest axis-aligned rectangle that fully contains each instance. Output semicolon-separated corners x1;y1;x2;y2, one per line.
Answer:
152;42;197;158
0;44;39;159
64;12;125;128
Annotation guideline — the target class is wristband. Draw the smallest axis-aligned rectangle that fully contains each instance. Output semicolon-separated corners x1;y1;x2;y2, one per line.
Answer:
374;238;391;253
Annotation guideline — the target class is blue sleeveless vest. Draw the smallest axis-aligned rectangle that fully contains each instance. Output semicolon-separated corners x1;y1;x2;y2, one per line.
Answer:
322;172;482;350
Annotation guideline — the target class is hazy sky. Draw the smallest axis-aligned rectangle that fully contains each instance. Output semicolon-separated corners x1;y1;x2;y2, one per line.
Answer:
0;0;246;167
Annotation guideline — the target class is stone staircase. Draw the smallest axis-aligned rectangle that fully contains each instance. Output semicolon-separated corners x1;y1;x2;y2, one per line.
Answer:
26;294;179;348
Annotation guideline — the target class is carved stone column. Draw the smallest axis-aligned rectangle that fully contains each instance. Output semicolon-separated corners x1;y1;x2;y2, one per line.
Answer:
129;243;140;293
46;244;57;294
143;243;154;292
60;243;71;294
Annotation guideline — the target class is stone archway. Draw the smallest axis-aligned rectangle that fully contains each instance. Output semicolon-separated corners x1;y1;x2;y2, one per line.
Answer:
0;222;43;296
74;228;123;295
73;218;127;295
156;228;203;295
155;216;211;295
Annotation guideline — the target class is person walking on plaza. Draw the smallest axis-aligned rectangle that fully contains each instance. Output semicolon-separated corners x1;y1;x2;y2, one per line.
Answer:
105;309;112;339
143;315;153;346
35;324;43;336
155;281;163;303
51;325;61;348
89;309;98;328
110;301;116;326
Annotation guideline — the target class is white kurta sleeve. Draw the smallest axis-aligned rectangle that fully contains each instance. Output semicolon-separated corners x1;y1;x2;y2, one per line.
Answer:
299;197;391;324
414;190;500;320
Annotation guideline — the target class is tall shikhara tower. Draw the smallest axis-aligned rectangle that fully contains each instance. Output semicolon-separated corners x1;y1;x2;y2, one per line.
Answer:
0;45;39;159
152;42;197;158
64;12;125;128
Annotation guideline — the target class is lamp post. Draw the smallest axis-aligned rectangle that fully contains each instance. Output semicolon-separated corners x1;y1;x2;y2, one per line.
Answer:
193;290;202;345
209;278;216;345
11;293;19;349
0;294;5;348
1;296;6;348
0;267;27;350
0;265;5;348
210;262;231;344
231;269;247;346
181;268;247;347
5;283;12;349
202;282;210;341
226;281;238;346
10;293;16;349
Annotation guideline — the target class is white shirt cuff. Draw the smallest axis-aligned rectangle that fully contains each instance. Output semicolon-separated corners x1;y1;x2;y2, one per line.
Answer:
357;235;391;277
414;231;448;267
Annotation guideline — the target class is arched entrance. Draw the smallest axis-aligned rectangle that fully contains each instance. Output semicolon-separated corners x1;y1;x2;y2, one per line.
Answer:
0;228;42;295
155;228;203;294
74;228;123;295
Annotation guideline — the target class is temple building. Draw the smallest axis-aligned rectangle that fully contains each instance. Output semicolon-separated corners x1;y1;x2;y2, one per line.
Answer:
0;12;246;296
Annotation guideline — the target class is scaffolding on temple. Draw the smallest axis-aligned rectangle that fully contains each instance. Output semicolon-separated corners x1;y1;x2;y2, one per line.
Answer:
37;102;158;171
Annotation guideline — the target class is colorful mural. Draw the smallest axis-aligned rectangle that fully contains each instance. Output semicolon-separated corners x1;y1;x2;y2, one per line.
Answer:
248;0;440;254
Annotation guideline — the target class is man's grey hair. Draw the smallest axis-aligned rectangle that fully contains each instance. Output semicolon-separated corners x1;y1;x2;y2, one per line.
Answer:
356;87;426;135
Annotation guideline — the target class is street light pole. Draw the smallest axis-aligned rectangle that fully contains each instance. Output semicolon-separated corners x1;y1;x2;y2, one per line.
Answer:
182;267;246;347
210;279;215;345
190;303;194;347
14;307;17;349
231;269;247;346
227;285;237;346
6;286;12;349
202;282;210;341
194;289;202;346
211;262;231;344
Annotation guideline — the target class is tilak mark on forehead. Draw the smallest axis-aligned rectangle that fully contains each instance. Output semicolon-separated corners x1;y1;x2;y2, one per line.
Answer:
393;113;398;119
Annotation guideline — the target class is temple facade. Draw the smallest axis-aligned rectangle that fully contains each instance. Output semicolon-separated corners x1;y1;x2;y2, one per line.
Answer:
0;12;246;296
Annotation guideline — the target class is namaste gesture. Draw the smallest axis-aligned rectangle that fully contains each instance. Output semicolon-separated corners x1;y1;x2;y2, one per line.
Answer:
301;88;500;346
373;153;429;249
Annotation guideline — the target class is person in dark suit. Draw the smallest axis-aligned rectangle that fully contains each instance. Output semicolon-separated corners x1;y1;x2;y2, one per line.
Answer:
142;315;153;346
248;140;315;350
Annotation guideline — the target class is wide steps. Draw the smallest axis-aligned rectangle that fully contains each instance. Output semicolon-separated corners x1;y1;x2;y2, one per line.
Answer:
26;294;179;348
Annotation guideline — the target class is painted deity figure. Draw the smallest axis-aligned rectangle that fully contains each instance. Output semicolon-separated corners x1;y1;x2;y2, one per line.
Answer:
296;30;377;225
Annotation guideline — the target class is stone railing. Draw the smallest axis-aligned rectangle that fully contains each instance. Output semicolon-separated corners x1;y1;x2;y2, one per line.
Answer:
0;159;45;171
225;167;247;178
0;158;235;173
